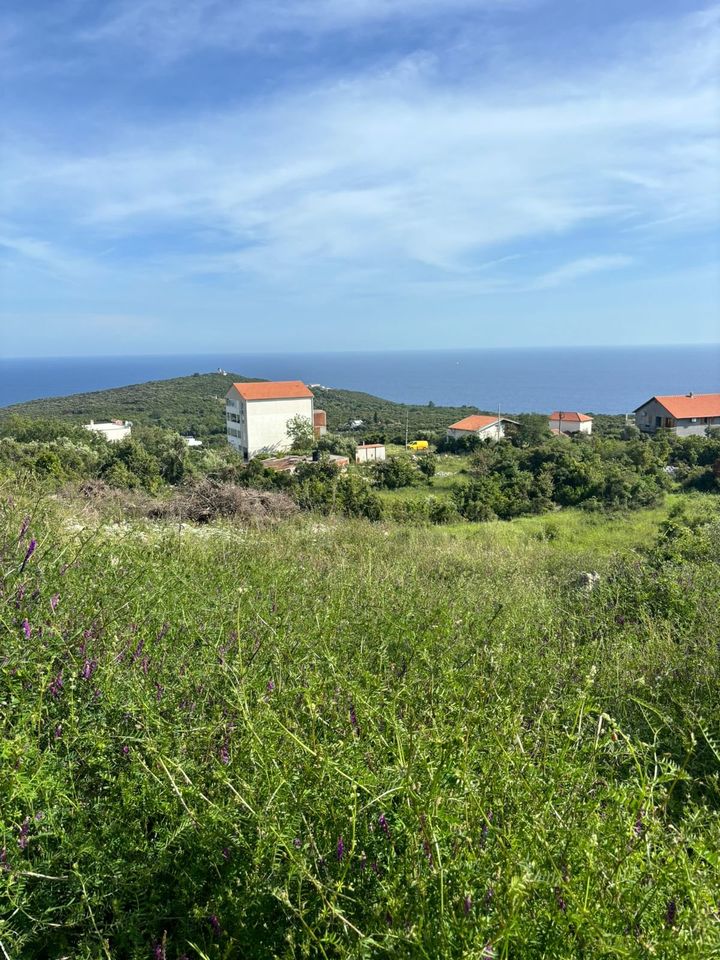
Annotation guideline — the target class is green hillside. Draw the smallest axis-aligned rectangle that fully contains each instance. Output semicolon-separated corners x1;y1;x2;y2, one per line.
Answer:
0;372;484;443
0;372;627;443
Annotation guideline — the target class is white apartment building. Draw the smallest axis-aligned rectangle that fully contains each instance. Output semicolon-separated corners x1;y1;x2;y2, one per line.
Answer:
226;381;314;460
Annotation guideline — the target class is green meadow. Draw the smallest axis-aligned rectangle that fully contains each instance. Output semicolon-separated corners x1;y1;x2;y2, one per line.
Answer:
2;484;719;958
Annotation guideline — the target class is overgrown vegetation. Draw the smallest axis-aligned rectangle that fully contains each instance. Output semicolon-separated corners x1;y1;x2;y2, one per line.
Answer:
3;412;717;527
1;484;719;958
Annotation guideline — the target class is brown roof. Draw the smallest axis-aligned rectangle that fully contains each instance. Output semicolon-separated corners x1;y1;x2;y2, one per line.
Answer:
636;393;720;419
356;443;385;449
230;380;314;401
548;411;593;422
448;415;499;432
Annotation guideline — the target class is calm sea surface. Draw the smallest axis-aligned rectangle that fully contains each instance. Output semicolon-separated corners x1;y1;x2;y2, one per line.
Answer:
0;346;718;414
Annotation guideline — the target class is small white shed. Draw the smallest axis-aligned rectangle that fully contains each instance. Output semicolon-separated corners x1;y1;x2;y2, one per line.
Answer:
355;443;386;463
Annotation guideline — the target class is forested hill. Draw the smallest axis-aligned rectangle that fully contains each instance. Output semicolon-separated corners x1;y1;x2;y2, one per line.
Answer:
0;372;486;443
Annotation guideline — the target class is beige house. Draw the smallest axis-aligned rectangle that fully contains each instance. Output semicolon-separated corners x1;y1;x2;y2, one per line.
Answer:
226;380;314;459
634;393;720;437
446;414;517;442
548;411;593;435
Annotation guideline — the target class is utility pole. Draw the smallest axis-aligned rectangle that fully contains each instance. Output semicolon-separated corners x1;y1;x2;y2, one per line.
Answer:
405;411;409;449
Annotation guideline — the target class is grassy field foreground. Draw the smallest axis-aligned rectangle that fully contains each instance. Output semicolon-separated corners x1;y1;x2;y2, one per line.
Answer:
1;491;720;958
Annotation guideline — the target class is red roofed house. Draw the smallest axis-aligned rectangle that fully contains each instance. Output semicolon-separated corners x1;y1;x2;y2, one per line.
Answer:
634;393;720;437
225;381;314;459
446;414;518;442
548;412;593;435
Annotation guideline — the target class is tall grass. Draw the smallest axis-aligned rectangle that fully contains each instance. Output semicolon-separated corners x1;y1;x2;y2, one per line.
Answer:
1;486;719;958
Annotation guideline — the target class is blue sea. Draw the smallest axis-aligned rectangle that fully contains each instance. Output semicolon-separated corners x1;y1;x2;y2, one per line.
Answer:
0;346;718;414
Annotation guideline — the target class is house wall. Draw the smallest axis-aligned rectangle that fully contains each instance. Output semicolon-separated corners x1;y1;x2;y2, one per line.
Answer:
548;418;592;435
226;392;313;458
635;400;720;436
447;422;504;441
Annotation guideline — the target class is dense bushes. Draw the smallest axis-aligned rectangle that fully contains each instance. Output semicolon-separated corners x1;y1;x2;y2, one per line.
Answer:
452;438;670;520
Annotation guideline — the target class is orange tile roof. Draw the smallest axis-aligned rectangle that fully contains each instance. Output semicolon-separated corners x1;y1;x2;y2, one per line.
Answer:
636;393;720;419
448;415;499;432
230;380;314;401
548;411;593;422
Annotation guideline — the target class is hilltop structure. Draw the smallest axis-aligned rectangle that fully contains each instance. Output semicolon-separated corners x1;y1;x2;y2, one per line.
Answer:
226;381;314;459
634;393;720;437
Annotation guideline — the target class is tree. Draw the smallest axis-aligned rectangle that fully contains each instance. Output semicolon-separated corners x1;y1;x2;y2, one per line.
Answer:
417;453;437;480
511;414;551;447
286;415;314;454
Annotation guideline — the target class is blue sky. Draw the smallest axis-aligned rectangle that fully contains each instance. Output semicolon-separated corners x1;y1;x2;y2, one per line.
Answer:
2;0;719;356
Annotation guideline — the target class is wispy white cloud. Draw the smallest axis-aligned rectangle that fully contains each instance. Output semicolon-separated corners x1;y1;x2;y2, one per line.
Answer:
80;0;532;60
533;255;634;289
2;3;719;302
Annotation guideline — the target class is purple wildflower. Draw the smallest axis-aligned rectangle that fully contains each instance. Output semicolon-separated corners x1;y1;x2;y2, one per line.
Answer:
349;705;360;735
371;861;380;875
267;680;275;692
634;810;644;838
665;898;677;927
20;539;37;572
555;886;567;912
293;838;302;849
131;638;145;662
0;848;8;872
464;894;473;915
17;818;30;851
140;656;150;675
209;915;221;936
219;742;230;765
157;622;169;640
378;813;390;838
18;516;30;541
49;670;64;698
81;659;97;681
121;744;130;757
54;724;62;739
337;835;345;861
50;594;60;612
482;944;495;960
153;943;166;960
21;619;31;640
155;682;164;701
16;584;26;603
